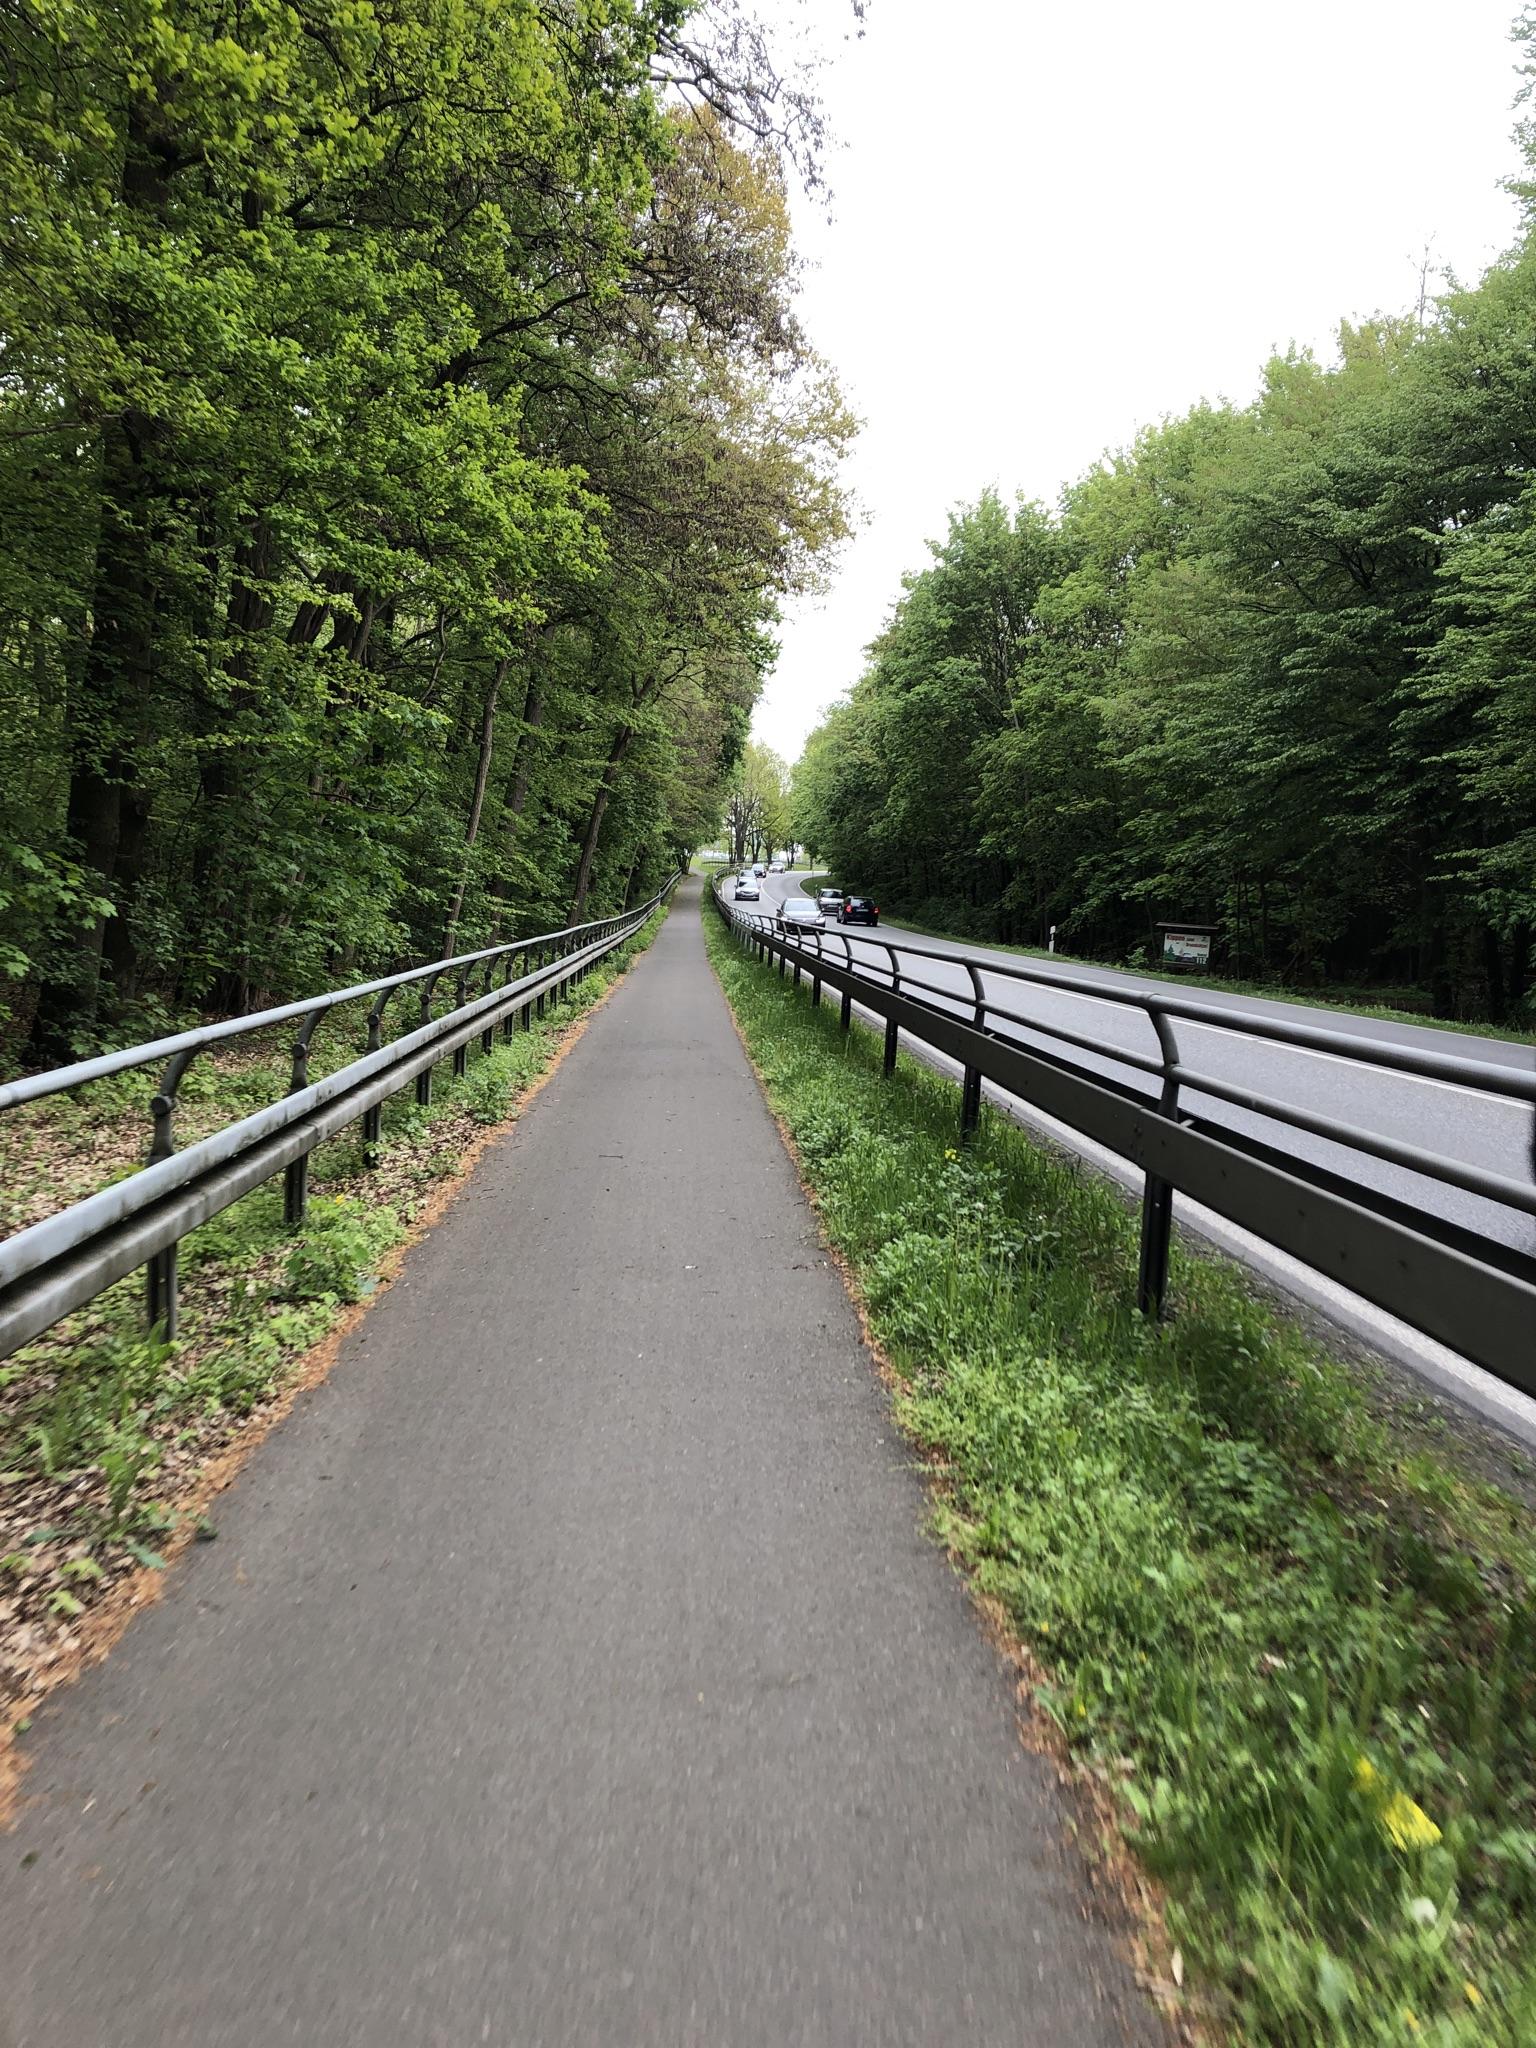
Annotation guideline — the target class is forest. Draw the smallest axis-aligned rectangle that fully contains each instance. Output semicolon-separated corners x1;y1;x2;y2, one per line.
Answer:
792;90;1536;1023
0;0;852;1062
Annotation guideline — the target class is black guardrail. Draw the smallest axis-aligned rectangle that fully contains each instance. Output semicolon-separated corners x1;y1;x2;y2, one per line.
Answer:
712;884;1536;1397
0;878;680;1355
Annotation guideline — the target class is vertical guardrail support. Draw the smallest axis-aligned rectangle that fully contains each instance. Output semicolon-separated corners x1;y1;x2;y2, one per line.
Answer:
1137;1007;1182;1317
452;972;471;1077
284;1006;327;1225
883;1018;898;1076
960;1066;982;1143
961;961;986;1144
416;974;442;1106
479;958;497;1056
361;988;392;1156
145;1046;198;1338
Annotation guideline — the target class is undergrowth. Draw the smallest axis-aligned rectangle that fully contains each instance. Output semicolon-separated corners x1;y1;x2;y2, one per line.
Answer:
704;901;1536;2047
0;906;667;1716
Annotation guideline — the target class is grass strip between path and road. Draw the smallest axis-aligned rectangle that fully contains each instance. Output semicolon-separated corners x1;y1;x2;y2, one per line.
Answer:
0;904;670;1748
704;899;1536;2048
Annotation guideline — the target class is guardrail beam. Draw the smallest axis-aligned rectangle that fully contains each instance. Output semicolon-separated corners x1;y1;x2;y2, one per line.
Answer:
0;879;678;1358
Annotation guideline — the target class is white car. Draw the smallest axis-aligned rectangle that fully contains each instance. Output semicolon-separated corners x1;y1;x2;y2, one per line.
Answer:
768;859;786;874
735;875;760;901
777;894;823;933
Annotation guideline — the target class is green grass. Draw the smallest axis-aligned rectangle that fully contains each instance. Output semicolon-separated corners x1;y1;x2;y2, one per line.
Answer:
0;906;668;1677
704;901;1536;2047
794;878;1532;1048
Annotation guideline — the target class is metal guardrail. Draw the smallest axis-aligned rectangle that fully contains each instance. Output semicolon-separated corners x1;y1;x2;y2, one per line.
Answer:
0;878;680;1355
712;885;1536;1396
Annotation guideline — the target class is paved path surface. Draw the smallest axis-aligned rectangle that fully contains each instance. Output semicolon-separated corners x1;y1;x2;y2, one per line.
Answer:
0;879;1156;2048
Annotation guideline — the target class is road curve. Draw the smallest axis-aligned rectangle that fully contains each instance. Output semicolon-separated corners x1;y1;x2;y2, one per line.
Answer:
0;878;1158;2048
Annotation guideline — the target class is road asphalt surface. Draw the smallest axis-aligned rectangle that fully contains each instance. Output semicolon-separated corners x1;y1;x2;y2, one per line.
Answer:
739;875;1536;1449
0;878;1158;2048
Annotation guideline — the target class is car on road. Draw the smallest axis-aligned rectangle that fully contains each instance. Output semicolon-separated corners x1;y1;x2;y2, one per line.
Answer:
836;895;880;926
777;894;823;934
735;874;760;900
768;859;786;874
752;862;767;877
815;887;844;916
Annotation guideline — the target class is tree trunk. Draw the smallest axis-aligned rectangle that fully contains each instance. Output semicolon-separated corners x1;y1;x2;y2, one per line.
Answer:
193;521;277;1009
570;727;634;922
444;657;509;952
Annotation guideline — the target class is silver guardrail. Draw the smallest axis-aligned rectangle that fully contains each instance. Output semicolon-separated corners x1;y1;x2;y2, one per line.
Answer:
713;885;1536;1395
0;877;680;1354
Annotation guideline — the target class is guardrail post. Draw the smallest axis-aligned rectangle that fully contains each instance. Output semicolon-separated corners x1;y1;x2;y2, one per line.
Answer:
480;959;497;1055
503;954;519;1040
416;975;440;1106
1137;1007;1181;1318
452;973;470;1077
840;990;852;1031
883;1018;898;1076
284;1006;326;1225
362;990;391;1157
961;962;986;1144
144;1046;197;1338
960;1065;982;1143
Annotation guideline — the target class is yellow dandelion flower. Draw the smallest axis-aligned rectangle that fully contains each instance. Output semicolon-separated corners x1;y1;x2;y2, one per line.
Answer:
1380;1790;1441;1852
1464;1983;1483;2008
1402;2009;1419;2034
1352;1757;1441;1852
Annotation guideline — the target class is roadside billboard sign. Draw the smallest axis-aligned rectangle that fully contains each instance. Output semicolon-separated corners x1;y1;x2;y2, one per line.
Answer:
1156;923;1217;970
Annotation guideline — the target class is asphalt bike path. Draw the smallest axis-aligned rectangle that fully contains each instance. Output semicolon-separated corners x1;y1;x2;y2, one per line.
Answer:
0;878;1156;2048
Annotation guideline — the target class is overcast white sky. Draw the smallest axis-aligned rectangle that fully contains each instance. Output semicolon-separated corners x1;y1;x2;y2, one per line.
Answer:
753;0;1527;762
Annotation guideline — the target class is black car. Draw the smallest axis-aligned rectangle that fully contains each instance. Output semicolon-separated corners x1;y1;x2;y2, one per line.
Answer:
837;895;880;926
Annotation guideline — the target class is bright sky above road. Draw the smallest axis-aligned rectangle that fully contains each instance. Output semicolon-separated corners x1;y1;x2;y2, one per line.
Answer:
753;0;1527;762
